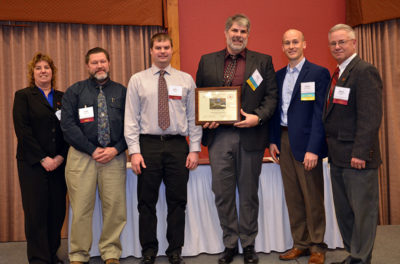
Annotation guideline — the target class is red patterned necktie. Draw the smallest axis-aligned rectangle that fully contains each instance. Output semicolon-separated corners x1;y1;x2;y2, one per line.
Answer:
158;70;170;130
223;55;237;86
326;67;340;109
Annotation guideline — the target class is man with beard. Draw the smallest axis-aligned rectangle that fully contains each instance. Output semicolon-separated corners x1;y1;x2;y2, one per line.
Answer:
61;47;127;264
196;14;277;264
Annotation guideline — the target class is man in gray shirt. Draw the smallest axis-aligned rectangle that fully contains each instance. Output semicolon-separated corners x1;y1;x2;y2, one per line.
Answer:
124;33;202;264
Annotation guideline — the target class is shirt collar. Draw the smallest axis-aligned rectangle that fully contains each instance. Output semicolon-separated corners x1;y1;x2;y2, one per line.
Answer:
37;86;54;96
286;57;305;73
338;53;357;74
151;64;172;75
90;76;111;88
224;48;247;59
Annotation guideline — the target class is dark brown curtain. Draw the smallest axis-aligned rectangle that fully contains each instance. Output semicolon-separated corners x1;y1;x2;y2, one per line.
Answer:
0;21;163;241
355;18;400;224
0;0;166;26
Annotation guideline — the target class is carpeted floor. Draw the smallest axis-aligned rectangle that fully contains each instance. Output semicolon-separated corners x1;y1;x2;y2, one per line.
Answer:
1;225;399;264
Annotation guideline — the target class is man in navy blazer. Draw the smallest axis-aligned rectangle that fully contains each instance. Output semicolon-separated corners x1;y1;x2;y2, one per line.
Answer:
324;24;382;264
269;29;330;264
196;14;277;264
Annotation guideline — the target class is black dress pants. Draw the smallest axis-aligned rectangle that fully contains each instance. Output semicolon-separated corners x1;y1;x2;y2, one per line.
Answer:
17;160;67;264
137;135;189;256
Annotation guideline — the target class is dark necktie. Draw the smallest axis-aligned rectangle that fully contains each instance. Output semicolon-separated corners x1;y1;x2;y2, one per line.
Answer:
223;55;237;86
326;67;340;109
97;86;110;147
158;70;170;130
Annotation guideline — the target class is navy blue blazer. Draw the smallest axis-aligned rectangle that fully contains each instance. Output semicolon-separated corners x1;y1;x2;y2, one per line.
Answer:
269;60;330;162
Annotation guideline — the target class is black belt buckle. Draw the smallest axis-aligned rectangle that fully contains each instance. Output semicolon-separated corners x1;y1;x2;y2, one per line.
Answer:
160;134;173;141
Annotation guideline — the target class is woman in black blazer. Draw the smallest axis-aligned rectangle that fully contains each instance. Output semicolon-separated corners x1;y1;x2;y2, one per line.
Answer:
13;53;68;264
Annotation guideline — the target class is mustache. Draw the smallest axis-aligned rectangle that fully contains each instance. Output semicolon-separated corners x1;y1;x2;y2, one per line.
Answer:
232;36;243;42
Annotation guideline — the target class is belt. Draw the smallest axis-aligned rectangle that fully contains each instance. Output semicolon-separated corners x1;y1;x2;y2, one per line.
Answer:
281;126;288;131
140;134;184;141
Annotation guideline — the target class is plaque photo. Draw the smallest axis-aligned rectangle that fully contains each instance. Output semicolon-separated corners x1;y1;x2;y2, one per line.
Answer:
195;86;241;125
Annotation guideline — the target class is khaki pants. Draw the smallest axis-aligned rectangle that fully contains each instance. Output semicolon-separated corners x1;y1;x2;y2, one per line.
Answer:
65;146;127;262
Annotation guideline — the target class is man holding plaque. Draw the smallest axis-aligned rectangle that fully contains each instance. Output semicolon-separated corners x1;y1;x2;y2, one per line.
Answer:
269;29;330;264
196;14;278;264
125;33;202;264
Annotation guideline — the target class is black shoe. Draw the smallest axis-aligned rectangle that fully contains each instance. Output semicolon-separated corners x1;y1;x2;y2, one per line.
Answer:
140;255;156;264
168;252;185;264
243;245;258;264
218;247;238;264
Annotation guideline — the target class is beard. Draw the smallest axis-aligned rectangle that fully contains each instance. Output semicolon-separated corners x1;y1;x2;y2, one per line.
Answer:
93;71;108;82
227;36;247;53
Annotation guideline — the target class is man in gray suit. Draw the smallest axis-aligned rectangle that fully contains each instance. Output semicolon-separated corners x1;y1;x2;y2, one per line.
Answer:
323;24;382;264
196;14;277;264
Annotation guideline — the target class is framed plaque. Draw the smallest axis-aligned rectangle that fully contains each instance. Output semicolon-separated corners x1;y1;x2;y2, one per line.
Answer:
195;86;241;125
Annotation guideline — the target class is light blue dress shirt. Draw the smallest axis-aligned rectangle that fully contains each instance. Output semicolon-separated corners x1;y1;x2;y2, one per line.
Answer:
280;58;305;126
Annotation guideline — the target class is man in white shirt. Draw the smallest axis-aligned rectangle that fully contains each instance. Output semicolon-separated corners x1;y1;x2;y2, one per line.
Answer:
124;32;202;264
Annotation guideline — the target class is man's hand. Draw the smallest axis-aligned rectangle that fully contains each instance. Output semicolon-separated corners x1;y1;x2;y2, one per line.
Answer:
131;153;146;175
303;152;318;171
186;152;199;170
269;144;280;164
92;147;104;160
351;157;366;170
93;147;118;164
203;122;220;129
233;109;259;128
40;156;57;171
53;155;64;169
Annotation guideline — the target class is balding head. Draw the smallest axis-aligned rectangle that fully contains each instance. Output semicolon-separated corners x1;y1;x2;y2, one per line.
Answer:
282;29;306;67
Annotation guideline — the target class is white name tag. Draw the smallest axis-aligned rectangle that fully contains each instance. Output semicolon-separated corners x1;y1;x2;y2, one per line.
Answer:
168;85;183;99
55;109;61;121
300;82;315;101
333;86;350;105
79;106;94;123
246;69;263;91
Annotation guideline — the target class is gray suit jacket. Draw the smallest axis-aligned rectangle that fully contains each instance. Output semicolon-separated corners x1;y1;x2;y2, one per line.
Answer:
196;49;278;151
323;55;382;168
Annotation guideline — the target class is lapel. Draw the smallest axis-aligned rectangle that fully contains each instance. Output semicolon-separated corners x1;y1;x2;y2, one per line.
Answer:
53;90;63;111
290;60;309;106
336;55;360;87
243;50;256;95
215;50;225;86
324;55;360;118
31;86;55;112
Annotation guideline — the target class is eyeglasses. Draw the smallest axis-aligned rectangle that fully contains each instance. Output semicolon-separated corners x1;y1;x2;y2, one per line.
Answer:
329;39;354;47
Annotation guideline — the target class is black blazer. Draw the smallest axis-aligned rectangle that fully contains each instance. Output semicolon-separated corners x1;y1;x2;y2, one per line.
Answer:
196;49;278;151
13;86;69;165
323;55;382;168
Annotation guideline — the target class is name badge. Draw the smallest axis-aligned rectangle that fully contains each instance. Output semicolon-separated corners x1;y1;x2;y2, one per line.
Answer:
333;86;350;105
168;85;183;99
300;82;315;101
55;109;61;121
246;69;263;91
79;106;94;123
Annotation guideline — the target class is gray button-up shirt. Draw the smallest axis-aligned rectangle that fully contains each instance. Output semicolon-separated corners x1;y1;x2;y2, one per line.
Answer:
124;64;202;154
